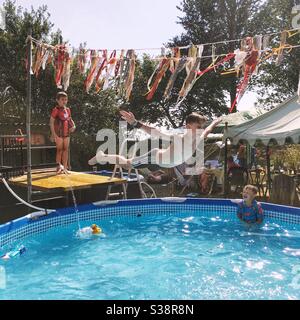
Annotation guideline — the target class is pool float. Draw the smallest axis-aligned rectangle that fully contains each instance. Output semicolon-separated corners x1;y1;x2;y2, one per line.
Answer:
77;224;102;237
91;224;102;234
1;245;26;260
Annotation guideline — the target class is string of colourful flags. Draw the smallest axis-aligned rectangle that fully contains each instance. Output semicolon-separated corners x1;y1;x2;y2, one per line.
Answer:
28;27;300;112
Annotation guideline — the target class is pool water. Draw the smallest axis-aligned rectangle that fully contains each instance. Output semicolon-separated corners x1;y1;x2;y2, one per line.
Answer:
1;212;300;300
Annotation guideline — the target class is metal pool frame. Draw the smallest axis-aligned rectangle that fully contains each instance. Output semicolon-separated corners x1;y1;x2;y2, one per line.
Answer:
1;198;300;247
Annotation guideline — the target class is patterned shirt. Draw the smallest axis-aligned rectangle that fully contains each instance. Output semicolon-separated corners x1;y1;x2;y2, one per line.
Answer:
51;106;72;137
237;200;264;224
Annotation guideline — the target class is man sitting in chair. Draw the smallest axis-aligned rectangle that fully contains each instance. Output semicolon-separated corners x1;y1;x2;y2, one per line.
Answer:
146;170;173;184
88;110;222;171
227;156;240;172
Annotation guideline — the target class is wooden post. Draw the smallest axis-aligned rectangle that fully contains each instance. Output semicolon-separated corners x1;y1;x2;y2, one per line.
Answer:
26;29;33;203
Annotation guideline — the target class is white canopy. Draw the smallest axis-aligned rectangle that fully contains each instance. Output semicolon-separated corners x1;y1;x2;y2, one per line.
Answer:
226;95;300;145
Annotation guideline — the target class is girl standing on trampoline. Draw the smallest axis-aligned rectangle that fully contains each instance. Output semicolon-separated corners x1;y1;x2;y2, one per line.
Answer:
50;92;76;174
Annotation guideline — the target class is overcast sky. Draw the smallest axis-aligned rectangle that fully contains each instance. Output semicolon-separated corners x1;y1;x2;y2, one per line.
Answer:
16;0;184;50
1;0;257;110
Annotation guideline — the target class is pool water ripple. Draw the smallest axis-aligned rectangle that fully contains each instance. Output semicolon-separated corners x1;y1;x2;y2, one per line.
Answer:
1;212;300;299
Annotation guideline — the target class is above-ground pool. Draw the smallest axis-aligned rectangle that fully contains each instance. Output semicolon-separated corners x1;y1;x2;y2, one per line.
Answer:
1;198;300;300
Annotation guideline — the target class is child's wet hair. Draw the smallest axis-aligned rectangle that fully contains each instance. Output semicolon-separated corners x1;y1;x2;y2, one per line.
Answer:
185;112;207;125
244;184;258;194
56;91;68;100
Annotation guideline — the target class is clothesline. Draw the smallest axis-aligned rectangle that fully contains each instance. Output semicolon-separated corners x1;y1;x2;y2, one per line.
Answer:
28;27;300;55
28;28;300;113
29;38;300;61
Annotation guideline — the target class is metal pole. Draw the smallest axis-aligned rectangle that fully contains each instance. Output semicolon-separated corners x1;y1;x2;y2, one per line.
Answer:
266;145;272;199
26;29;32;203
0;137;3;167
223;122;228;197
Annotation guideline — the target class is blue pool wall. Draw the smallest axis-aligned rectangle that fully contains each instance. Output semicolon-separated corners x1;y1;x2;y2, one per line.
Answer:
1;198;300;247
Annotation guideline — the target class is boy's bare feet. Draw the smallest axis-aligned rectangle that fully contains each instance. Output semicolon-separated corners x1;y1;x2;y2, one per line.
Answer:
88;150;106;166
88;156;98;166
88;151;132;170
56;166;63;175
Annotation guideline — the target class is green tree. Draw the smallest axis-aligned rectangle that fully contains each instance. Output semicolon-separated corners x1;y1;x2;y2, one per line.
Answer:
127;53;229;129
249;0;300;107
0;0;119;170
0;0;55;115
121;1;262;128
170;0;265;113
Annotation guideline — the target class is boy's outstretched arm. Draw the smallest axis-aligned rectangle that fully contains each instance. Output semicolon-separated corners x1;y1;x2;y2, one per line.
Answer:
256;203;264;224
202;117;223;139
237;204;243;221
120;110;173;139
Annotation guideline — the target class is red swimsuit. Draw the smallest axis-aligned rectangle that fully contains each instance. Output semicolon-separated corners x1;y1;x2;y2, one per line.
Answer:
51;106;73;138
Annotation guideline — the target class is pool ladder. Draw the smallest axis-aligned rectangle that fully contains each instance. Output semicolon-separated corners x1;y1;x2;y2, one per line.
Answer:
105;164;128;200
105;139;156;200
105;139;138;200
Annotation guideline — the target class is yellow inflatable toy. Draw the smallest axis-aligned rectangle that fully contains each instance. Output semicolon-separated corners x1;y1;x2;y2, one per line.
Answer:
91;224;102;235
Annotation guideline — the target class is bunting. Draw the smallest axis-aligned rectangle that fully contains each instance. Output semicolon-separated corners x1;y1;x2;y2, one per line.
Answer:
28;27;300;111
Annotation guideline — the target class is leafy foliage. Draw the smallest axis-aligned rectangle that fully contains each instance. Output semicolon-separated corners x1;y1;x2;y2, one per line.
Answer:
0;1;119;170
250;0;300;108
1;0;299;171
272;145;300;171
171;0;265;112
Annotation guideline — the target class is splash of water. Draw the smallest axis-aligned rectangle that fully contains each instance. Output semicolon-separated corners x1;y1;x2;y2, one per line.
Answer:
60;166;81;231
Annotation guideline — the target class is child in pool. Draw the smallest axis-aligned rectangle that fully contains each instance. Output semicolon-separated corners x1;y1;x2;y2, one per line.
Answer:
237;185;264;225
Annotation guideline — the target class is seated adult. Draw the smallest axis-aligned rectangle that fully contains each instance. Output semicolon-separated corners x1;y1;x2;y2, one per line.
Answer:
199;171;210;193
147;170;172;184
237;142;247;168
227;156;240;172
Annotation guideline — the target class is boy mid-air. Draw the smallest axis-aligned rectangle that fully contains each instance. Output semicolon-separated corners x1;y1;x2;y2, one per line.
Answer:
88;110;222;172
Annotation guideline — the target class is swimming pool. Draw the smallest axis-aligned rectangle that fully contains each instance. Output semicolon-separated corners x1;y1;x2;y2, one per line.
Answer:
1;198;300;300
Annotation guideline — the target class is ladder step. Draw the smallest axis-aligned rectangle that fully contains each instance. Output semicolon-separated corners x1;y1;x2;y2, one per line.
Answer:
31;196;65;203
107;192;124;197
